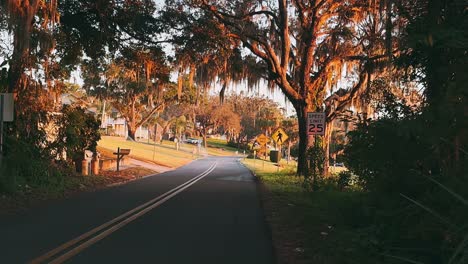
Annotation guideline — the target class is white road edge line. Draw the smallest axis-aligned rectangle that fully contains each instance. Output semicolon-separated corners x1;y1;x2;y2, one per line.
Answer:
30;163;217;264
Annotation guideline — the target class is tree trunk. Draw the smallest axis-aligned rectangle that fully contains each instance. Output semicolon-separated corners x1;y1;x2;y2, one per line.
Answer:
188;64;195;90
101;100;106;127
295;102;310;176
203;127;207;148
8;1;40;93
177;68;183;101
162;123;171;143
323;119;333;176
126;98;137;140
385;0;393;60
8;55;25;93
127;123;137;140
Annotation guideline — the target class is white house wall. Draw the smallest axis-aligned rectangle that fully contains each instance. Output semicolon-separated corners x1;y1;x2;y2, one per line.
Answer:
101;114;149;139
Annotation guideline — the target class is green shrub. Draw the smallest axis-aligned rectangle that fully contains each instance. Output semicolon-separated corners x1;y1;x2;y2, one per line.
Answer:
227;140;249;150
53;105;101;163
336;171;357;191
344;117;431;197
1;106;101;193
0;136;72;193
343;114;468;263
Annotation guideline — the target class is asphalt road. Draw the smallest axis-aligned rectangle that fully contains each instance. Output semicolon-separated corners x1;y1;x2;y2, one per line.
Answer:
0;157;274;264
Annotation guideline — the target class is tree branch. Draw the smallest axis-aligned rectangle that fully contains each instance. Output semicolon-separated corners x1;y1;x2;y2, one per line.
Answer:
136;102;165;128
325;68;369;121
215;9;280;29
279;0;291;70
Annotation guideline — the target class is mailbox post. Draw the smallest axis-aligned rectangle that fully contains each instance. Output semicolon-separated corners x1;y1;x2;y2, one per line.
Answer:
91;152;100;175
113;147;131;172
82;150;93;176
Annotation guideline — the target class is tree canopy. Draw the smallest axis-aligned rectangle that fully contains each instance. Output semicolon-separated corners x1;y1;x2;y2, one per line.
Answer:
163;0;403;175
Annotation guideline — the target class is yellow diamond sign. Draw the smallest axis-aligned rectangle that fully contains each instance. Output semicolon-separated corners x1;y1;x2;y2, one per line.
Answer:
271;128;288;145
256;134;269;146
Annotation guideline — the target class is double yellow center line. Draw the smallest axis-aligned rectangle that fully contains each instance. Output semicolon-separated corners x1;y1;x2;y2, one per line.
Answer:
30;162;217;264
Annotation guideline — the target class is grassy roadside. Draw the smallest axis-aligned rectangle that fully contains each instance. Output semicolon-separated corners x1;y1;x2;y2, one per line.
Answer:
242;158;377;264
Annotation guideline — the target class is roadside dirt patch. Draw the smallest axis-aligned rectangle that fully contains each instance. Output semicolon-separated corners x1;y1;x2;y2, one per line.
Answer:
99;167;157;182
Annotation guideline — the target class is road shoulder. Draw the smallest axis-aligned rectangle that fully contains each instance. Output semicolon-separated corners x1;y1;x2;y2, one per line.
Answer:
249;169;308;264
0;160;168;216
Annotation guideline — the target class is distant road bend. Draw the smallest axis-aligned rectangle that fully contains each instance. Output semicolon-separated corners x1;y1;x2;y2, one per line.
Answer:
0;157;274;264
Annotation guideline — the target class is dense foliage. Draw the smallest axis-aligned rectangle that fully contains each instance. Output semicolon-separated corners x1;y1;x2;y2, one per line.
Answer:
0;0;466;262
0;106;101;193
341;1;468;262
344;110;468;263
54;105;101;162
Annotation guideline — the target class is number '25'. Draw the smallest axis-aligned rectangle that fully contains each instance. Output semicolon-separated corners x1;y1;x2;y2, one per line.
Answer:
308;124;324;133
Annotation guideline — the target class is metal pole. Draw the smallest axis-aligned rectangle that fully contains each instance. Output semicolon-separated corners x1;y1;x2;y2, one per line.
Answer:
0;94;4;170
116;147;120;172
263;145;266;169
101;100;106;128
253;150;256;168
152;124;157;160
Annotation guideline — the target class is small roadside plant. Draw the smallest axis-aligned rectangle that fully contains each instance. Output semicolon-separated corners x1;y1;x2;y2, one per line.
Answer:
337;171;354;191
305;137;325;191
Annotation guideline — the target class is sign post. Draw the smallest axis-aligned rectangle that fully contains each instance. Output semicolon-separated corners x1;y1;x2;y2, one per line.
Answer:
0;93;14;170
256;134;268;168
271;128;289;167
0;95;4;170
152;124;157;161
253;150;256;168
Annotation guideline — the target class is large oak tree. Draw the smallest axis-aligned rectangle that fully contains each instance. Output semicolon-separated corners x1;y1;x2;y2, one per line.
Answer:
167;0;393;175
82;46;171;140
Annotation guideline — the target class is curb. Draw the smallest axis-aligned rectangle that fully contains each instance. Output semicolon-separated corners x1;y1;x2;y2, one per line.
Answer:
105;172;160;188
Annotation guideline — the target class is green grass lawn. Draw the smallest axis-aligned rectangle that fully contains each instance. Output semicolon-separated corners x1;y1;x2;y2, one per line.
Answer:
139;137;241;156
99;136;195;168
241;158;376;264
206;138;239;152
100;136;241;168
242;156;298;175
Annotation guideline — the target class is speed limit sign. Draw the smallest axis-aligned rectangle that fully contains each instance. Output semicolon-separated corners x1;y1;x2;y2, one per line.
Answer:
307;112;325;135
